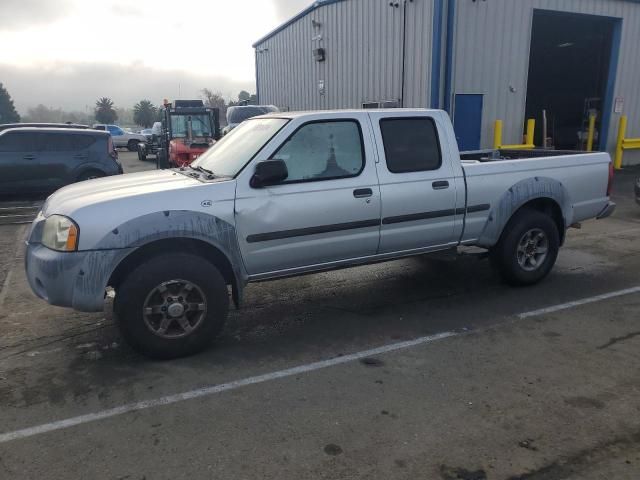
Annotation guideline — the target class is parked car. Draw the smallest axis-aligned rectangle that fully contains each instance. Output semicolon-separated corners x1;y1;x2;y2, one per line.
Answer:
0;128;122;194
25;109;615;358
92;124;147;151
0;122;90;133
222;105;279;135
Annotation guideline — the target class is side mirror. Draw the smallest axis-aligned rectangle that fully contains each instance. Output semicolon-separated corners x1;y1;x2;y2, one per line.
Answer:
250;159;288;188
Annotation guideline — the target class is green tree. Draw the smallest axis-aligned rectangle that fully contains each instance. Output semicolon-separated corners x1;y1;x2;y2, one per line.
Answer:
0;82;20;123
201;88;228;122
94;97;117;124
133;100;157;127
238;90;251;102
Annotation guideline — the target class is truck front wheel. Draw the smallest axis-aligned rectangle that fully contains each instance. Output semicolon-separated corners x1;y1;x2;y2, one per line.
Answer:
114;253;229;359
490;208;560;286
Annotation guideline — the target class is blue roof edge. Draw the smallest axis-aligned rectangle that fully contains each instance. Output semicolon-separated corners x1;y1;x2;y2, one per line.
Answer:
253;0;345;47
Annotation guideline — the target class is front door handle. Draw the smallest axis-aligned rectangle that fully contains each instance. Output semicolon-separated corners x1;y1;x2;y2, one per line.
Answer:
432;181;449;190
353;188;373;198
74;154;88;159
23;155;36;160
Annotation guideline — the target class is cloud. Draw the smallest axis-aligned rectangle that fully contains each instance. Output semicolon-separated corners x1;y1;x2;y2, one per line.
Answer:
0;0;74;29
1;62;255;114
271;0;311;21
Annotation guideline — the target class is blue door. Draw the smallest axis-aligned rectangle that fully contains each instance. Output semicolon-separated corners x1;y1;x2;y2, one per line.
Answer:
453;94;483;151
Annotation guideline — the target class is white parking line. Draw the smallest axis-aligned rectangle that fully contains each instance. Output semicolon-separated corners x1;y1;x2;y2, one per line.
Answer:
2;285;640;445
518;286;640;319
0;331;457;444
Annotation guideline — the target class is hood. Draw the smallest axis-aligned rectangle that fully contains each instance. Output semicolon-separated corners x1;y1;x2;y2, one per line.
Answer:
43;169;238;250
43;170;200;217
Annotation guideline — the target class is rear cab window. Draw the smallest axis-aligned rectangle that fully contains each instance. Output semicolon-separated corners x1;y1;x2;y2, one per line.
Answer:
379;117;442;173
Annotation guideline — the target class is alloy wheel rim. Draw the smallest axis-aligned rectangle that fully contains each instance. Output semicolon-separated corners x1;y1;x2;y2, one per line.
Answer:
516;228;549;272
142;280;207;339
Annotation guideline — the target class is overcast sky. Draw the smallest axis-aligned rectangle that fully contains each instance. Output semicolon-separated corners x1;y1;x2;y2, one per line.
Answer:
0;0;309;114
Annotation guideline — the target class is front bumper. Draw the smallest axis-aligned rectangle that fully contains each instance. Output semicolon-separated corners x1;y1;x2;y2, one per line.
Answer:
25;241;134;312
596;201;617;220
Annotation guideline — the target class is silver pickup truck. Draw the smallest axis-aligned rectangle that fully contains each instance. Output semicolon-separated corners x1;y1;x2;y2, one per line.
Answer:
25;109;615;358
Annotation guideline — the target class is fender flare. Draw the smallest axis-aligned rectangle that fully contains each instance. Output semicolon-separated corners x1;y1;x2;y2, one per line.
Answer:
73;211;247;311
475;176;572;248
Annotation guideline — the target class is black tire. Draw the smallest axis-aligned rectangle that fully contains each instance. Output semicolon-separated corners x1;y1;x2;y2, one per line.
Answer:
127;140;139;152
157;149;169;169
77;170;105;182
490;208;560;286
114;253;229;359
137;147;146;161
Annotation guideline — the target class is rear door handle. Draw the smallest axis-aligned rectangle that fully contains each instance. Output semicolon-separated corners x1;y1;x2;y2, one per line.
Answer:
74;154;88;159
432;181;449;190
353;188;373;198
23;155;36;160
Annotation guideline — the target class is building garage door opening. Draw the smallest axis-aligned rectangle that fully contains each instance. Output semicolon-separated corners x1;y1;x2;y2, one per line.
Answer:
525;10;615;151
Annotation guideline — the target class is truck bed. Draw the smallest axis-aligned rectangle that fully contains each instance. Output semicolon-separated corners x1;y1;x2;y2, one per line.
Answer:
459;150;611;247
460;148;589;162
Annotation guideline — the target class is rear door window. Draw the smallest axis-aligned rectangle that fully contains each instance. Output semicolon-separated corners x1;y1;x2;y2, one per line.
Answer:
38;133;96;151
0;132;37;152
71;135;96;150
379;118;442;173
38;133;75;152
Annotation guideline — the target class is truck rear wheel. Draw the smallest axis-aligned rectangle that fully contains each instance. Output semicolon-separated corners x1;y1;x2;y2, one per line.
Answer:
114;253;229;359
490;208;560;286
127;140;139;151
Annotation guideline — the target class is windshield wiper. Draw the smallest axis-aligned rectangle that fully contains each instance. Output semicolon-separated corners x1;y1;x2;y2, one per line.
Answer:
190;165;215;177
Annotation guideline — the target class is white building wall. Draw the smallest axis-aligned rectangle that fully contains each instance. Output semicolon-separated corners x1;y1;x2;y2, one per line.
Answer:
255;0;436;111
452;0;640;162
256;0;640;164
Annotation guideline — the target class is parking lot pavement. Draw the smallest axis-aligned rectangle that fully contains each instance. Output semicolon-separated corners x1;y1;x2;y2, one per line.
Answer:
118;150;158;174
0;169;638;479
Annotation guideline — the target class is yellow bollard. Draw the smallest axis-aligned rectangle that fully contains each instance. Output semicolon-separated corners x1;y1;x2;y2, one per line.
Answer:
525;119;535;147
614;115;627;170
586;115;596;152
493;120;503;149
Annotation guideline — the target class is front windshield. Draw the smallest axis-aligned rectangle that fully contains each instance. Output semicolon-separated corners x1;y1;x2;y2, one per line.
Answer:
192;118;288;177
170;114;213;138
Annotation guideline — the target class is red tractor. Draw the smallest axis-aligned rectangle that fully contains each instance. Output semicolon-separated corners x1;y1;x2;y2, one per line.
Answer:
155;99;221;168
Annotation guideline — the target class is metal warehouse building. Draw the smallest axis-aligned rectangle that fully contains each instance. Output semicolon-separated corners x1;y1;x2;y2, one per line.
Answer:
253;0;640;164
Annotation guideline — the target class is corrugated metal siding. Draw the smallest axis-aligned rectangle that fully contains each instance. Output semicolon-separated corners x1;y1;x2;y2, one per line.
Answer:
255;0;435;111
453;0;640;160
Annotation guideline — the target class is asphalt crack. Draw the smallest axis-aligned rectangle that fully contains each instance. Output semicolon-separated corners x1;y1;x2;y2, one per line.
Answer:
597;331;640;350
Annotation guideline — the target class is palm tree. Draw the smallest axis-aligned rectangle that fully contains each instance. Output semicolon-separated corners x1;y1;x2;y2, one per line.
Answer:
94;97;117;124
133;100;157;128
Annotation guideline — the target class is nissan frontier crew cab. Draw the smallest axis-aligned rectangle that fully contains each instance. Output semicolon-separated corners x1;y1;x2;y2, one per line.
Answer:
25;109;616;359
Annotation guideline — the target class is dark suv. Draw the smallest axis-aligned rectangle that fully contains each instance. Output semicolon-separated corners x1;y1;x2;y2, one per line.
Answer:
0;128;123;194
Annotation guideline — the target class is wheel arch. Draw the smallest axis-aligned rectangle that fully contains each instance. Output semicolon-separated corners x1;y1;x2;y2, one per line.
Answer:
95;210;247;308
477;177;571;248
108;238;241;308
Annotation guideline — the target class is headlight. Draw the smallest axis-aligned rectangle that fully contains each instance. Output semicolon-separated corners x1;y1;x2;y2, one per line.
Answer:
42;215;79;252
